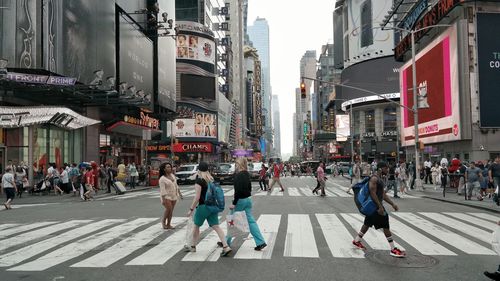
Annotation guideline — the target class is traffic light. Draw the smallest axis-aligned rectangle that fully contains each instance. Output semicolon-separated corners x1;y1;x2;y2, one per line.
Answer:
300;82;306;99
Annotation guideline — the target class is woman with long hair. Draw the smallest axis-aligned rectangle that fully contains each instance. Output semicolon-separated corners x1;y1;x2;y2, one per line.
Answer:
159;162;181;229
185;162;232;256
225;158;267;251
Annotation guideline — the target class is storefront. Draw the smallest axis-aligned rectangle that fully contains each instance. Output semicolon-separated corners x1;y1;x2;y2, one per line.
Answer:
171;142;215;164
0;106;100;179
100;110;161;166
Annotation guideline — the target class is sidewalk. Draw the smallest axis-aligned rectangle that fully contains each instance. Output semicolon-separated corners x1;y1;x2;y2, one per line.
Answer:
3;185;154;205
413;183;500;213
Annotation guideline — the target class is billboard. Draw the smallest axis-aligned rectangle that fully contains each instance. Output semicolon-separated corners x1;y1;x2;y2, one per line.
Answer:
169;104;218;139
336;115;351;142
175;21;216;75
477;13;500;128
339;57;402;101
119;14;153;104
400;25;460;146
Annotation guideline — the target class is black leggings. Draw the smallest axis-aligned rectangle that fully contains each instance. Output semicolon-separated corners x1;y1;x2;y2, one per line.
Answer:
259;178;268;190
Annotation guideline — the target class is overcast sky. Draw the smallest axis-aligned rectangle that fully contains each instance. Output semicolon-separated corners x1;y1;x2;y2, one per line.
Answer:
247;0;335;159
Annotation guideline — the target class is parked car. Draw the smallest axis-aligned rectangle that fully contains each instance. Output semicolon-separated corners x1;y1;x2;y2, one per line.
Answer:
248;162;263;181
213;163;236;185
175;164;199;184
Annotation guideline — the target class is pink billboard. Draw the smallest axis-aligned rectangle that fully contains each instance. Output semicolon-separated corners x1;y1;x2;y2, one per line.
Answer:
400;25;461;147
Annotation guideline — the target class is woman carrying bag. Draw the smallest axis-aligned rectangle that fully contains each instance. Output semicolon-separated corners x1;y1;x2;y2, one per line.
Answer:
185;162;232;257
159;163;182;229
225;158;267;251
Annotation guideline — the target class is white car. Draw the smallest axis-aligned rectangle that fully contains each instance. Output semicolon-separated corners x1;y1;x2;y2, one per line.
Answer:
175;164;199;184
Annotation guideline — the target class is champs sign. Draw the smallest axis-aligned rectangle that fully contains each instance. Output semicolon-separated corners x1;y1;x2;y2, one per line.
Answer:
173;143;212;153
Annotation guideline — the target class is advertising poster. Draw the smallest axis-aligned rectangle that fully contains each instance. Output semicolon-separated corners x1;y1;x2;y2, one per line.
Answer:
175;21;216;75
400;25;460;146
335;115;350;142
170;104;218;139
477;13;500;128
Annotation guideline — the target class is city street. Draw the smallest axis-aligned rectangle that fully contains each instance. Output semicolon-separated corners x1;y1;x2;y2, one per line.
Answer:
0;176;498;281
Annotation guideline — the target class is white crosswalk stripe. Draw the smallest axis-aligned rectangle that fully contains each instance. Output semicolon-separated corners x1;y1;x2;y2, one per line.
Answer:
392;213;496;255
467;212;499;222
0;212;497;271
8;218;156;271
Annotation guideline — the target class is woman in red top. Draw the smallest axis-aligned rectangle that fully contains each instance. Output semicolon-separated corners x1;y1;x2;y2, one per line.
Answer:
83;166;95;200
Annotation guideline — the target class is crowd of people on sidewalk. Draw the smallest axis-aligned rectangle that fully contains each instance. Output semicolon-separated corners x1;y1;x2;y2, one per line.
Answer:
0;160;151;209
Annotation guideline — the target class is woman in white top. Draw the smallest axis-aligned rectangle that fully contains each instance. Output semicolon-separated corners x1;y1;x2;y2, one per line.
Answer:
431;162;441;190
159;162;182;229
396;163;409;195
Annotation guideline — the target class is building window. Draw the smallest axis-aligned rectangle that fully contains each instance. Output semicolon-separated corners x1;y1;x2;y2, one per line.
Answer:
365;109;375;133
383;107;397;131
360;0;373;48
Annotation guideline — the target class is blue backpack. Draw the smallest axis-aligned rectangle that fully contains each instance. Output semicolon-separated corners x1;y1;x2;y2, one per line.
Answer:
352;177;378;216
205;181;225;214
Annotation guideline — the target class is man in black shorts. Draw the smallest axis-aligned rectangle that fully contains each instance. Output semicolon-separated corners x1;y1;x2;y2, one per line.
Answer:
352;162;406;258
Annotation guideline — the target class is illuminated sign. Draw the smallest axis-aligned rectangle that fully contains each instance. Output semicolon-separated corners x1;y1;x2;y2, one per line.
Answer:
124;112;160;130
172;143;213;153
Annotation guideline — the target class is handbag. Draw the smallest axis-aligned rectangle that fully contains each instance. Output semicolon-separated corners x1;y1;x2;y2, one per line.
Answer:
226;211;249;237
184;217;195;246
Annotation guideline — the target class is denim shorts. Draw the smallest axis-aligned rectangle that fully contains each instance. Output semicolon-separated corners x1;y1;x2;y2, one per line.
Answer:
193;204;219;227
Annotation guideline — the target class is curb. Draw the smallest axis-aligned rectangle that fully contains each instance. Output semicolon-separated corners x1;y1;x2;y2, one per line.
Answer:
421;195;500;213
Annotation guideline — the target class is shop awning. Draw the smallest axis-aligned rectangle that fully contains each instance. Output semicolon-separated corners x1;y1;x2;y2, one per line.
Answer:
106;121;162;138
0;106;100;129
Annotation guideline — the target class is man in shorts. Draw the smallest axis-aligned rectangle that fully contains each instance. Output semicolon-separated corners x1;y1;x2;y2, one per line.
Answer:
352;162;406;258
465;161;483;200
268;162;285;192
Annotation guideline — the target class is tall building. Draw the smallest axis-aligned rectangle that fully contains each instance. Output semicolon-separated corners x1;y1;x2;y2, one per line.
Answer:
272;95;281;157
298;50;317;159
248;17;273;157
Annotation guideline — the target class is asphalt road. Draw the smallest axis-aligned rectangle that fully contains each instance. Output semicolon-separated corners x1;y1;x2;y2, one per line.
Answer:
0;176;498;281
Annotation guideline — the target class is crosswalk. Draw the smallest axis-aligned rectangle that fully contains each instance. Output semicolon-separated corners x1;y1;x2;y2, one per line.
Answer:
97;184;422;201
0;211;497;271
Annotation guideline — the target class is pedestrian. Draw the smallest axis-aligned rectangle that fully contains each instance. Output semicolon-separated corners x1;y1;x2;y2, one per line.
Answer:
424;158;433;184
68;163;79;196
489;156;500;196
99;164;107;191
258;164;268;191
430;162;439;190
313;162;326;196
2;167;17;210
396;162;408;196
268;162;285;192
465;161;483;201
129;162;139;189
83;166;95;200
440;163;449;189
408;162;416;190
184;162;232;256
352;162;406;258
14;166;27;198
117;160;126;183
224;158;267;251
387;163;398;198
159;162;181;230
346;160;361;194
59;164;70;194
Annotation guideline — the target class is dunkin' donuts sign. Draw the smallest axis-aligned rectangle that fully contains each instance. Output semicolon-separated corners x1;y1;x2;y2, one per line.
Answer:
173;143;212;153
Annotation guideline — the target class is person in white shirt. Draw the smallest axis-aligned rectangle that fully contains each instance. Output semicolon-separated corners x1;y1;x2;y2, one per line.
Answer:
396;163;409;195
60;164;70;194
424;159;433;184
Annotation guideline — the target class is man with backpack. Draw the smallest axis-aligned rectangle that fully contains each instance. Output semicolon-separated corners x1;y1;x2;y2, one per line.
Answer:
352;162;406;258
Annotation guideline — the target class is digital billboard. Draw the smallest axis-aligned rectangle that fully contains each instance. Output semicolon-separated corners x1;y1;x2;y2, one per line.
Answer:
175;21;216;75
336;114;350;142
400;25;460;146
119;14;153;104
169;104;218;139
477;13;500;128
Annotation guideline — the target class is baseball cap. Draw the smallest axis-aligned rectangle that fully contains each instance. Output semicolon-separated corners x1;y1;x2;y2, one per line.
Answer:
198;162;209;172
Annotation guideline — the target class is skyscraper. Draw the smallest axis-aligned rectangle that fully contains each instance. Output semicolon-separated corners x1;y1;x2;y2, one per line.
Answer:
272;94;281;157
248;17;273;155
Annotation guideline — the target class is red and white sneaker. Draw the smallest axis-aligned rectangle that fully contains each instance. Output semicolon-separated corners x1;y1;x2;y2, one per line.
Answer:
390;247;406;258
352;240;366;250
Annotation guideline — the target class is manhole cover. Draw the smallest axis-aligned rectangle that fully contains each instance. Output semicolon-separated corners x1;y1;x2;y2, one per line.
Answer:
365;251;439;268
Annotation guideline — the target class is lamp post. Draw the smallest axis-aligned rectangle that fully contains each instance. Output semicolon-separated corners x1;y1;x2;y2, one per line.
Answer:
381;24;451;190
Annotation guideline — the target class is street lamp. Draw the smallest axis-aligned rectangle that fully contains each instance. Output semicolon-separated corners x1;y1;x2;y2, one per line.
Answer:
381;24;451;190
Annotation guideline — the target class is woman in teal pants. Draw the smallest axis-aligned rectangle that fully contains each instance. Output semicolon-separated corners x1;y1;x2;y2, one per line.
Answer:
226;157;267;251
